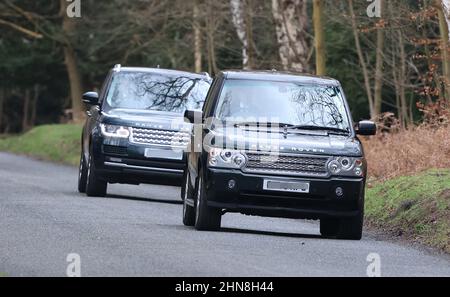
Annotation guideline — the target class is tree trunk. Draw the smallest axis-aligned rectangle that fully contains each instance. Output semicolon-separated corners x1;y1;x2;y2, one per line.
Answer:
313;0;326;75
373;0;385;116
348;0;375;118
231;0;249;69
245;0;255;68
437;0;450;99
22;89;30;132
30;84;40;127
60;0;84;123
206;3;218;75
0;87;4;132
442;0;450;41
398;31;409;126
230;0;255;69
271;0;309;72
193;0;202;73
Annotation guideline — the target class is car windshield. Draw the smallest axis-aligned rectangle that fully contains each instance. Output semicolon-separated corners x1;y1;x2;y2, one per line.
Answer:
214;79;351;131
104;71;211;113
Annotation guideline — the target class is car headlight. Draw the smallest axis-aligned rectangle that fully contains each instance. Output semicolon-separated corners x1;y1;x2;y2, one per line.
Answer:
207;147;247;169
328;157;365;177
100;124;130;138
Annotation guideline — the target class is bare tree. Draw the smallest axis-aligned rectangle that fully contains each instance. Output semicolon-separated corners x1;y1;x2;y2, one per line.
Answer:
193;0;203;72
313;0;325;75
443;0;450;41
0;88;4;132
271;0;309;72
373;0;385;116
230;0;254;69
60;0;84;123
348;0;375;118
437;0;450;99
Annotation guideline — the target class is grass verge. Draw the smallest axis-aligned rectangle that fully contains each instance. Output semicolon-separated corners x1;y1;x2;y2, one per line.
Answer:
0;124;82;166
366;169;450;253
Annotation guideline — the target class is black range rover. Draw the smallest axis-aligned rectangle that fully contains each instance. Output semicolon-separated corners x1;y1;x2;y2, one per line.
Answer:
78;65;211;197
182;70;376;240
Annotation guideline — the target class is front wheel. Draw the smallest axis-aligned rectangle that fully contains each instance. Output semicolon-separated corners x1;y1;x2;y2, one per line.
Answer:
182;171;195;226
320;211;363;240
194;171;221;231
78;151;87;193
85;153;107;197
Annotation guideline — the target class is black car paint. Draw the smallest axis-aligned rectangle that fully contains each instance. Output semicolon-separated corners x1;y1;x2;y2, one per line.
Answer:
81;67;211;187
184;71;373;221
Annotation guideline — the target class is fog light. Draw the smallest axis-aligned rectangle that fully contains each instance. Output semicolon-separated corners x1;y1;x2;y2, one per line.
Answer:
228;179;236;189
335;187;344;197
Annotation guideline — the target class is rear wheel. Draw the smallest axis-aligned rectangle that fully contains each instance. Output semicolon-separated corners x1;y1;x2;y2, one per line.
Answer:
182;171;195;226
194;171;221;231
85;153;107;197
78;151;88;193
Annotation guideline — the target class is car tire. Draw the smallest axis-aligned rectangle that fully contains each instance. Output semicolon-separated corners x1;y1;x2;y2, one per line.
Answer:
320;211;363;240
335;211;364;240
78;151;88;193
319;218;339;238
194;170;221;231
85;153;107;197
182;170;196;226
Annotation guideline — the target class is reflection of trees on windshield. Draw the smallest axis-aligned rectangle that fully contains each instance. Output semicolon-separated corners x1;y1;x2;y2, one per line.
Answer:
134;75;205;112
107;72;209;113
215;80;349;130
290;86;346;128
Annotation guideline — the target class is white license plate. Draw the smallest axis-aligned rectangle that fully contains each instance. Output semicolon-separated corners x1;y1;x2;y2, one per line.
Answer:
144;148;182;160
263;180;310;193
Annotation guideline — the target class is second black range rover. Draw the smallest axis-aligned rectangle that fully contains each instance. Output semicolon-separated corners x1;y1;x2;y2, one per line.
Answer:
78;65;211;197
182;70;376;240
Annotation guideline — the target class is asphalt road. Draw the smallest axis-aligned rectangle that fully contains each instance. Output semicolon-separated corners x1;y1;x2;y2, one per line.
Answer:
1;152;449;277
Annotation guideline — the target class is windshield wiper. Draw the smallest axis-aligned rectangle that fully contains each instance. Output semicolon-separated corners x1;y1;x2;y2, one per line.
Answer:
233;122;350;135
233;121;275;128
286;125;350;134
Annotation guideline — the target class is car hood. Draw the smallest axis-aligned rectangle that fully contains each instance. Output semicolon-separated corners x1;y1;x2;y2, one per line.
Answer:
209;127;363;157
100;108;190;131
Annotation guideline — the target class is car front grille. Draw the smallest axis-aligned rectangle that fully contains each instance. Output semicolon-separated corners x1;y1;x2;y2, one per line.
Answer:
130;127;189;148
243;152;329;176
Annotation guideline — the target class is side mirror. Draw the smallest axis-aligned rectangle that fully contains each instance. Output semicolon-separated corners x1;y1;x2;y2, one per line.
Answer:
184;110;203;124
82;91;99;106
356;120;377;136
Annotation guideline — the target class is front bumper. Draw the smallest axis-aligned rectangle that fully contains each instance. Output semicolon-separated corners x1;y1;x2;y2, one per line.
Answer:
204;168;365;220
91;135;184;186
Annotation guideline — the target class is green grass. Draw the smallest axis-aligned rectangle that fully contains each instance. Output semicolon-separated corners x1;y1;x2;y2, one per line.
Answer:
0;124;82;166
366;169;450;253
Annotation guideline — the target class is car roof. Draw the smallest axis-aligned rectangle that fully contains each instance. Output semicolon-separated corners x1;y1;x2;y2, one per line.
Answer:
112;66;211;80
221;70;340;86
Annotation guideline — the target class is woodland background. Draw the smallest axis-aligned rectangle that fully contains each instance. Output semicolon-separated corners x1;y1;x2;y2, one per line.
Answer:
0;0;449;134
